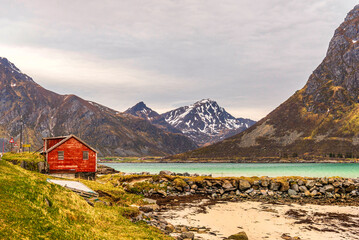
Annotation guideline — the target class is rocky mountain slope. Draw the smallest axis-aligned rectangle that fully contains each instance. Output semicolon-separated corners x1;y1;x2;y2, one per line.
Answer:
125;99;255;146
0;57;197;156
124;102;181;134
175;5;359;160
161;99;255;145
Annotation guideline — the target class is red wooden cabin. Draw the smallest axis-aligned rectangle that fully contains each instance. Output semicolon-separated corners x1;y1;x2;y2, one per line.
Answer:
43;135;98;179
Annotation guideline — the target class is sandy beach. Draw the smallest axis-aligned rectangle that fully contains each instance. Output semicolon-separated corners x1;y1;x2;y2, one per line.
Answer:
159;200;359;240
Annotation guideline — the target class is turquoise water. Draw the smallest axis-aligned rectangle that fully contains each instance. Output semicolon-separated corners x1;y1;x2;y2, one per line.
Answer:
101;162;359;178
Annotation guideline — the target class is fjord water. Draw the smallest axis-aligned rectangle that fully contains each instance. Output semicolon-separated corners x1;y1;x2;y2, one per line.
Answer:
102;163;359;178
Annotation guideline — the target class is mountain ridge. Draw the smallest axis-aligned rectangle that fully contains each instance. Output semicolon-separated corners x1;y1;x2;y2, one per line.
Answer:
173;4;359;160
125;99;256;146
0;57;197;156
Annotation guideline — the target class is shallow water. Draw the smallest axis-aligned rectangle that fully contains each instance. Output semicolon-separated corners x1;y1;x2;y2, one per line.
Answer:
101;162;359;178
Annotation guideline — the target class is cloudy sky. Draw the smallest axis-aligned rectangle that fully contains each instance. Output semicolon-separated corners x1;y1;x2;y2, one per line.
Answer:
0;0;357;120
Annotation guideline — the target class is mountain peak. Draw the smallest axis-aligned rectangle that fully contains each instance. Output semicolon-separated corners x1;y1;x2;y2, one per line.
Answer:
0;57;22;74
162;99;255;145
125;101;160;121
178;4;359;159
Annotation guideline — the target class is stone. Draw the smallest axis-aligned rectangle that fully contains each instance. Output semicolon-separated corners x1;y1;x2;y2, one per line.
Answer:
323;185;335;192
44;198;51;207
159;170;172;175
191;184;198;190
253;180;260;186
333;181;342;188
346;185;356;192
297;180;304;186
288;189;297;196
280;182;290;192
306;180;315;188
180;232;194;239
139;204;159;213
226;231;249;240
261;180;270;187
165;224;175;233
304;190;311;197
239;180;251;191
310;190;318;197
245;188;254;194
343;179;354;187
222;180;234;189
270;182;281;191
298;186;308;192
260;189;268;196
291;184;299;192
321;178;329;185
157;190;167;196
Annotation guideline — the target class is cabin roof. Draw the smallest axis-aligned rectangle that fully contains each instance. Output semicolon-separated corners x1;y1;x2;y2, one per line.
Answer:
43;135;98;154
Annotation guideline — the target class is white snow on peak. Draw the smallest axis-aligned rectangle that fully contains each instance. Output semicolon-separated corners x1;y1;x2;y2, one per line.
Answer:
0;58;22;74
164;99;251;137
11;83;16;87
353;40;357;43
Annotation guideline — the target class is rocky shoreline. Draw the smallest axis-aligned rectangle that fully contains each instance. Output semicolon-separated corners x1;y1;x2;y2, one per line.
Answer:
100;169;359;239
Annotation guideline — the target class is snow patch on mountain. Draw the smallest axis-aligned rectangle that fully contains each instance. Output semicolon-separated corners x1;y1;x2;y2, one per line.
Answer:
162;99;256;145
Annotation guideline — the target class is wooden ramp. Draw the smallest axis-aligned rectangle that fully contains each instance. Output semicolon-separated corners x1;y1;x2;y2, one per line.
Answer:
47;179;98;198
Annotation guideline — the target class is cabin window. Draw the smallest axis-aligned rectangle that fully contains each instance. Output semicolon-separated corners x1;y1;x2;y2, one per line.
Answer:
83;151;89;160
58;151;64;160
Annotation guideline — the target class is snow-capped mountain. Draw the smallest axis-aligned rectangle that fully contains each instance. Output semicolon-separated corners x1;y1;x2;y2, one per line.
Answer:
161;99;256;145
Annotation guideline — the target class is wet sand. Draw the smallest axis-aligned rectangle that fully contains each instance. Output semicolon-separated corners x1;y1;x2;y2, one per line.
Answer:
159;200;359;240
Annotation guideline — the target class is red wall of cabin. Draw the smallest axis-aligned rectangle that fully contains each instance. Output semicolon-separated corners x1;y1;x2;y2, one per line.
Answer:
45;138;65;151
47;137;97;173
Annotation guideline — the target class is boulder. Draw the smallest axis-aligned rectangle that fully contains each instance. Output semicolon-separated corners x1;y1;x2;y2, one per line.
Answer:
180;232;194;239
139;204;159;213
343;179;354;187
164;224;175;233
280;182;290;192
298;186;308;192
333;181;342;188
226;231;249;240
306;180;315;188
261;180;270;187
291;184;299;192
270;182;281;191
191;184;198;190
323;185;335;192
222;180;234;189
346;185;356;192
239;180;251;191
159;170;172;175
288;189;297;196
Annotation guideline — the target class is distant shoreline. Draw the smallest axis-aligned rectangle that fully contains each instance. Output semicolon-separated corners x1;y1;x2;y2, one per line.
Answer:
99;159;359;164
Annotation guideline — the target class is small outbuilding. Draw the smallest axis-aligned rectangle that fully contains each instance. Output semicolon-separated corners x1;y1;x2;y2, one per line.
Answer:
43;135;98;179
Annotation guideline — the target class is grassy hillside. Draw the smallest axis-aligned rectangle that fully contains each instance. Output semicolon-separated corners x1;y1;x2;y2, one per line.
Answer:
0;160;171;240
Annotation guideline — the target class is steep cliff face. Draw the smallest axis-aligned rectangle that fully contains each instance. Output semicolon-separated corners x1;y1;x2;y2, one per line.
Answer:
176;5;359;159
0;57;197;156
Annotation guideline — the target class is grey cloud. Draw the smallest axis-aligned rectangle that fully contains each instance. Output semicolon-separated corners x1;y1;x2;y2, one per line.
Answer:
0;0;358;120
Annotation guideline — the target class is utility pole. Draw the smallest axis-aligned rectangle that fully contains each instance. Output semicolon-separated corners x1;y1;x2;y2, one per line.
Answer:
20;115;23;152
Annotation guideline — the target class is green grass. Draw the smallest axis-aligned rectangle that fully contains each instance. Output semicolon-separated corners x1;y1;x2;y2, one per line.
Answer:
2;152;43;163
0;160;172;240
